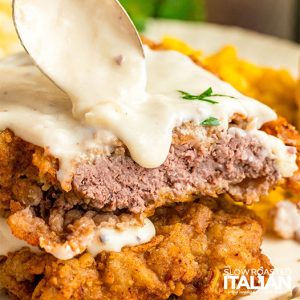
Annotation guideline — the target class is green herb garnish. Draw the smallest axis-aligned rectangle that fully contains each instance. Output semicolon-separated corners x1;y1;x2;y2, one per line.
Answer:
178;87;236;104
201;117;221;127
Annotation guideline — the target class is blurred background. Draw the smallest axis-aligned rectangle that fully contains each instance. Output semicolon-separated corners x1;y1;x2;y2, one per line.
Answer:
120;0;300;42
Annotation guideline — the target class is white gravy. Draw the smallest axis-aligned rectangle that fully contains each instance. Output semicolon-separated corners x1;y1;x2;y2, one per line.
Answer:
0;215;155;259
0;50;296;185
12;0;297;178
46;217;156;260
87;218;156;256
0;63;117;188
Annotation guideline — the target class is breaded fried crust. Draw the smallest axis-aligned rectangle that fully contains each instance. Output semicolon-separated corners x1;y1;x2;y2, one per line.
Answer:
0;199;272;300
262;117;300;194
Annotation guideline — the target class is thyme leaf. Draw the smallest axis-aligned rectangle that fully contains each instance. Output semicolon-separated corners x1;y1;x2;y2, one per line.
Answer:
178;87;236;104
201;117;221;126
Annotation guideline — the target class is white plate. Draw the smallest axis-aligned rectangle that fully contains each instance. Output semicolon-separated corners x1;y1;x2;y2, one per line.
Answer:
1;21;300;300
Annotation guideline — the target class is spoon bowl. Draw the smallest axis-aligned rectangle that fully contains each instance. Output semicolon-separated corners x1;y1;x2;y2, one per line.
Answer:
12;0;146;116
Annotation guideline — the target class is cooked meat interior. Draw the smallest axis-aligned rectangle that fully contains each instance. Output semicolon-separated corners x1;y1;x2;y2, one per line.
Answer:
0;198;272;300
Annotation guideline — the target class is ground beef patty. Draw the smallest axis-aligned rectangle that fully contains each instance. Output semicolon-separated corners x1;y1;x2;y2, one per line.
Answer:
0;121;280;218
73;123;279;213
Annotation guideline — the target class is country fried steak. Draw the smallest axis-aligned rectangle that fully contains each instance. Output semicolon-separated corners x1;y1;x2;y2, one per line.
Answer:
0;121;287;218
0;198;272;300
0;117;298;254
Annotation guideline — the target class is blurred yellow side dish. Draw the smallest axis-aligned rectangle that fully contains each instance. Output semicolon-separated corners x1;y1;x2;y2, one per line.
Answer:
0;0;21;57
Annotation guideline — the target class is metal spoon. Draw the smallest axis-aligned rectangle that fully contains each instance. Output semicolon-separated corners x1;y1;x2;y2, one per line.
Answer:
12;0;145;116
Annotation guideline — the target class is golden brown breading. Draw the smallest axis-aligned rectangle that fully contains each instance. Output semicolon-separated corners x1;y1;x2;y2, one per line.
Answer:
0;199;272;300
0;249;46;300
262;117;300;194
0;129;57;213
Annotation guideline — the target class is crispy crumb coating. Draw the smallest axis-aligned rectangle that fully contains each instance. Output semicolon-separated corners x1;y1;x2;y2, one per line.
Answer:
262;117;300;194
0;199;272;300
